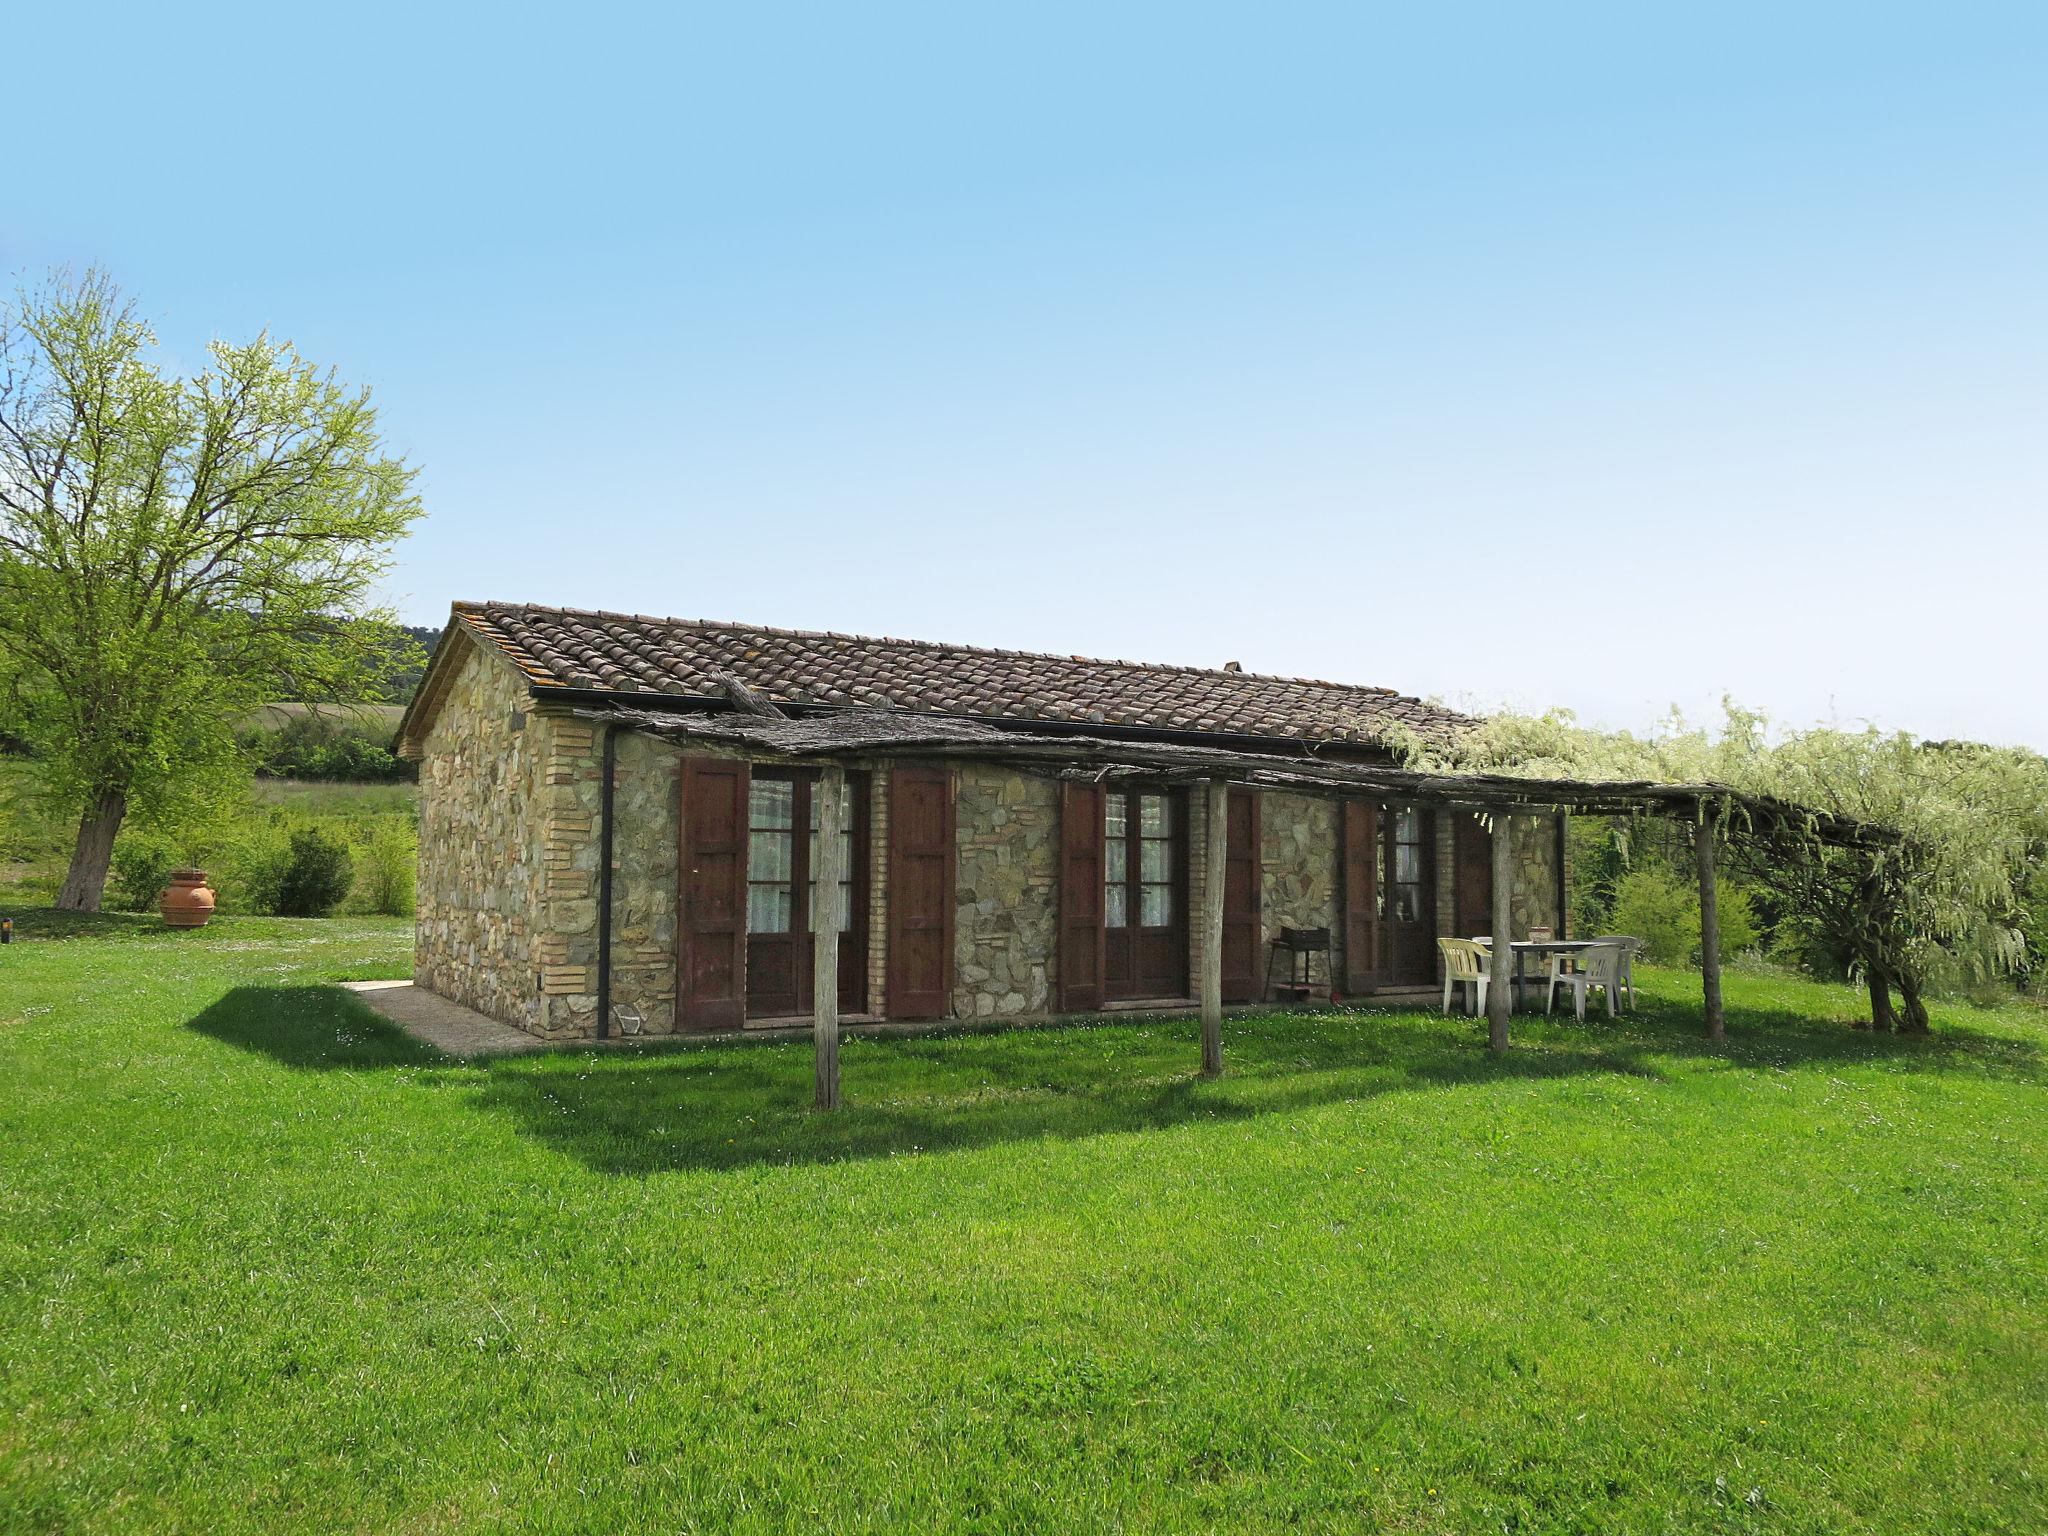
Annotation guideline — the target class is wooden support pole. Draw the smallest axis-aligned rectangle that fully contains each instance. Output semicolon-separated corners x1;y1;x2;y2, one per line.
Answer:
1487;812;1513;1053
813;766;846;1109
1199;777;1228;1077
1697;806;1724;1042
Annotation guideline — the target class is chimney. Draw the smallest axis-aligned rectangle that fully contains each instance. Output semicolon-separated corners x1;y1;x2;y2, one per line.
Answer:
1223;660;1242;673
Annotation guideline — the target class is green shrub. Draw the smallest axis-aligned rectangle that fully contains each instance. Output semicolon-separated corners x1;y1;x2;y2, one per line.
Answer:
275;826;355;917
1609;869;1697;964
109;833;182;913
349;820;416;917
1608;867;1760;966
211;821;293;915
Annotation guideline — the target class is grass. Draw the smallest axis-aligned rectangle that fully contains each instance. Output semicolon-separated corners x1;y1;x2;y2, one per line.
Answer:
1;918;2043;1534
246;778;419;816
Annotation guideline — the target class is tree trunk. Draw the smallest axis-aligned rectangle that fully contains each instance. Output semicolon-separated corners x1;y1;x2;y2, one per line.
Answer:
1864;960;1899;1032
56;788;129;912
1897;973;1931;1034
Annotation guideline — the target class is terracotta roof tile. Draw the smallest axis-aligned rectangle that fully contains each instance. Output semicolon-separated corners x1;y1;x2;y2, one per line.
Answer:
450;601;1471;749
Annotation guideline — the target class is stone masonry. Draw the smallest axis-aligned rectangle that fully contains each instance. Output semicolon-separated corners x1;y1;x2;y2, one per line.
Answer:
414;639;548;1030
951;763;1059;1018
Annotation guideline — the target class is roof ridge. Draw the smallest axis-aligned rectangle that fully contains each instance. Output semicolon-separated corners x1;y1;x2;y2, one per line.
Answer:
460;598;1431;707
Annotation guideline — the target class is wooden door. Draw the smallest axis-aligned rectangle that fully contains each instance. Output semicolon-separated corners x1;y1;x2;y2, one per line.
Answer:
1221;789;1261;1004
678;757;750;1030
1452;811;1493;939
1379;804;1437;987
1341;798;1381;994
1103;788;1189;1002
886;766;955;1019
1057;782;1106;1013
743;770;869;1019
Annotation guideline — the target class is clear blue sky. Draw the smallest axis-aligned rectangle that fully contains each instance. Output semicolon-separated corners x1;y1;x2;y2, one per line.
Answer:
11;2;2046;748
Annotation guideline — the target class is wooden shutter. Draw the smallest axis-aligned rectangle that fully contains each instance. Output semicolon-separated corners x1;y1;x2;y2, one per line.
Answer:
678;756;750;1030
1221;788;1261;1004
1341;798;1380;995
1057;781;1106;1013
886;765;956;1019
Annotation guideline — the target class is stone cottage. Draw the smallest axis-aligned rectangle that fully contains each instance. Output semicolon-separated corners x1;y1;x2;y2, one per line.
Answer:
396;602;1566;1041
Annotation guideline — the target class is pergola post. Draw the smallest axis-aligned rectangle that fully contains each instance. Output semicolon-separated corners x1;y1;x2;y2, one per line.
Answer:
1199;777;1228;1076
812;766;846;1109
1696;804;1724;1042
1487;812;1514;1052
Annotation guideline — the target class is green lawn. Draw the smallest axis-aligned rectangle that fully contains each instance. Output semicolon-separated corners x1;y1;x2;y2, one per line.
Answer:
2;919;2043;1534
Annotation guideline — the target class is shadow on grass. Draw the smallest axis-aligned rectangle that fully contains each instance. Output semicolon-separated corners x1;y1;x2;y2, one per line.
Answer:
190;985;451;1070
187;981;2045;1175
0;905;172;941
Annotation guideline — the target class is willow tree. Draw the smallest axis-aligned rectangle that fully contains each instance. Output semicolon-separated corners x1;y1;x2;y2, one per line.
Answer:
1400;703;2047;1032
0;270;421;911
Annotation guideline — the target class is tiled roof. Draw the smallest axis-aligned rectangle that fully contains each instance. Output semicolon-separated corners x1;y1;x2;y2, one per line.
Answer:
450;601;1472;748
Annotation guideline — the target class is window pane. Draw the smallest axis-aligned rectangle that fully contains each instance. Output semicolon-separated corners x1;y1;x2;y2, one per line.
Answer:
1395;844;1420;884
1139;794;1169;837
1140;884;1172;927
1395;806;1420;845
748;884;792;933
1105;838;1128;884
750;830;792;883
750;779;794;830
1140;839;1169;884
1105;883;1128;929
1392;887;1418;923
1104;794;1128;839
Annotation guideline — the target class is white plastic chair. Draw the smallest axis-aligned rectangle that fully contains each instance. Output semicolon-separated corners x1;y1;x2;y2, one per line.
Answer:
1438;938;1491;1017
1591;935;1645;1007
1547;942;1626;1021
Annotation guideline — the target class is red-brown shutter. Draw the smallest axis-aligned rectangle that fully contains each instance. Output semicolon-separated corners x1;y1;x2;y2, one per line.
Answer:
1341;798;1380;995
1221;788;1262;1004
1057;781;1106;1013
886;765;956;1019
678;756;750;1030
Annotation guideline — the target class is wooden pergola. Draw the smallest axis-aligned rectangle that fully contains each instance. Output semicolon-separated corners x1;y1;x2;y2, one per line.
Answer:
578;703;1886;1108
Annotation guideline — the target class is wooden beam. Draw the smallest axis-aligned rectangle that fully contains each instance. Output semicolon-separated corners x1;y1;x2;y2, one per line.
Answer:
1487;812;1513;1052
1200;777;1228;1076
813;766;846;1108
1697;807;1725;1042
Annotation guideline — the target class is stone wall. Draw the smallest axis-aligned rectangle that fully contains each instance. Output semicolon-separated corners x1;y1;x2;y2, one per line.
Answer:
952;763;1058;1018
1260;792;1342;985
1509;814;1564;939
414;640;548;1030
607;731;685;1033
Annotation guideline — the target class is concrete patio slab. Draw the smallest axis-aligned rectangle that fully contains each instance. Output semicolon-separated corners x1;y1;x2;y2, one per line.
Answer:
342;980;549;1057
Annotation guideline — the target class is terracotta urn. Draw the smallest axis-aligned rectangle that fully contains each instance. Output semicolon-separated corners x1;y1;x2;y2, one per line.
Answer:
159;869;216;929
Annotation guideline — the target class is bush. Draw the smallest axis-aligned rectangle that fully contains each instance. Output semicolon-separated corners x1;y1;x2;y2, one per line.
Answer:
1608;867;1759;967
109;833;182;913
349;819;416;917
1609;869;1697;964
275;827;355;917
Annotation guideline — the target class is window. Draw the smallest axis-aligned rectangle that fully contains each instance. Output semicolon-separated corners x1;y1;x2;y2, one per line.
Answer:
1105;790;1176;930
1382;805;1427;923
747;778;796;933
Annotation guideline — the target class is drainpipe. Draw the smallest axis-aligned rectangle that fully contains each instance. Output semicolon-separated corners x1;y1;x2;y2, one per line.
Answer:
595;723;617;1038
